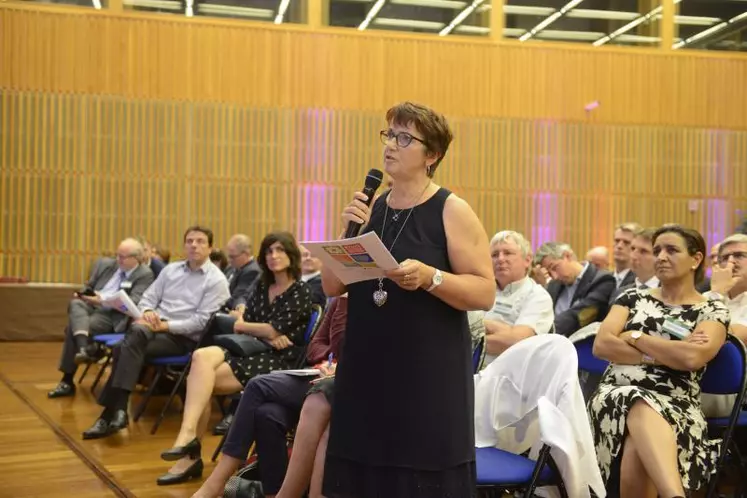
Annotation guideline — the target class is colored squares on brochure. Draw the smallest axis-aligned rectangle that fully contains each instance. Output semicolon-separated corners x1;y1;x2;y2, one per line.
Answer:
350;253;374;264
323;245;346;255
330;253;356;265
342;243;367;255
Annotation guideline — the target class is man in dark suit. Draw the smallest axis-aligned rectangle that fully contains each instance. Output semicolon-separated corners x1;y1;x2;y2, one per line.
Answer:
136;236;166;278
300;244;326;308
609;228;660;304
48;238;155;398
612;222;640;290
210;234;261;337
536;242;616;337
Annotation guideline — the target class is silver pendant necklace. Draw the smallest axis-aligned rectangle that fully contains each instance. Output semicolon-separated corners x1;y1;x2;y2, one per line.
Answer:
373;182;431;307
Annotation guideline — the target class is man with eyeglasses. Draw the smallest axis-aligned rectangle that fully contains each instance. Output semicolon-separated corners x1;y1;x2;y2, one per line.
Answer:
704;234;747;342
48;238;155;399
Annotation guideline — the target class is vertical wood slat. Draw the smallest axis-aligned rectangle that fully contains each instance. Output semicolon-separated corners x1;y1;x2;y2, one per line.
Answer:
1;89;745;283
1;7;747;130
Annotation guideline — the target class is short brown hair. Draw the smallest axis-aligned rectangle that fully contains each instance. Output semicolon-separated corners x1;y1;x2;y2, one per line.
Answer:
183;225;214;246
653;225;706;283
385;102;453;177
634;227;657;244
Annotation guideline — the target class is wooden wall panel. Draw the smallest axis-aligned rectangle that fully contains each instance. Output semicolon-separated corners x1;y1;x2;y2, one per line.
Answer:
1;6;747;129
2;90;746;283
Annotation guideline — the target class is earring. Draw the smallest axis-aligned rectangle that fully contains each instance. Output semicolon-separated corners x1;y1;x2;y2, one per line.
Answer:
426;165;431;176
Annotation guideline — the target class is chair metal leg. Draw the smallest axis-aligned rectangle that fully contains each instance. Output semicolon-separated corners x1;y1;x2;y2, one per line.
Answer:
90;353;112;393
212;431;228;462
523;445;553;498
133;366;164;422
150;363;191;435
78;363;92;384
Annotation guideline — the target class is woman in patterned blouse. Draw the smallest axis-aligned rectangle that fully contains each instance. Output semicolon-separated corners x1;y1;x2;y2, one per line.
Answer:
157;231;313;485
590;225;730;498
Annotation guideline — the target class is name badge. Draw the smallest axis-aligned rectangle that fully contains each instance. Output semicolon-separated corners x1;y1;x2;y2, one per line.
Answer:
662;318;691;340
492;303;513;316
120;281;133;290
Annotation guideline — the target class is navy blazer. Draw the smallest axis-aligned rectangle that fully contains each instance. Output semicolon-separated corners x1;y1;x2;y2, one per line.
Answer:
547;264;616;337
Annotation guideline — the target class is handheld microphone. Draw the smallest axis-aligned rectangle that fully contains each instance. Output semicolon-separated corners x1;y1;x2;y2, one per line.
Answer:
344;168;384;238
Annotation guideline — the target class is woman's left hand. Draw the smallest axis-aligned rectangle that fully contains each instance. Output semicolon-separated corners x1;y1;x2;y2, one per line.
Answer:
385;259;434;291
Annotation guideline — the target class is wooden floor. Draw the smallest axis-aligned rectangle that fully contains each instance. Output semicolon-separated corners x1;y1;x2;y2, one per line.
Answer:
0;342;226;497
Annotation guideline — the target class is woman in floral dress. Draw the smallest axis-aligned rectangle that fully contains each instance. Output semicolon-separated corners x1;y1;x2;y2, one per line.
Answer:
590;225;730;498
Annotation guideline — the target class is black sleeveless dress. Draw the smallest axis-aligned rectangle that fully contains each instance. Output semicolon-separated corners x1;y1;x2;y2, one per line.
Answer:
323;188;476;498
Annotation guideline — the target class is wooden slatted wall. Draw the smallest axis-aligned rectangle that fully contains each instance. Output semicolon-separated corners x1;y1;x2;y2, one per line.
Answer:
1;6;746;282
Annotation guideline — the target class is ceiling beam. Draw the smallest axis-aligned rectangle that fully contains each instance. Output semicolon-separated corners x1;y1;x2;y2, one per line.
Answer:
359;0;387;30
673;10;747;48
439;0;485;36
593;0;682;47
519;0;585;42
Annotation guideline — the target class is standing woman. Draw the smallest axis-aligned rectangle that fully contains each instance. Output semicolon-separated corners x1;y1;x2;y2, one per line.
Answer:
322;102;495;498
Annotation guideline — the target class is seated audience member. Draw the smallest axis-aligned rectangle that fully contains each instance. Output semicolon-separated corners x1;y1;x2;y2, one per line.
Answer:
155;231;312;484
184;296;348;495
483;231;554;365
223;234;261;313
610;227;659;303
704;234;747;343
590;225;729;498
587;246;610;270
210;248;229;271
136;235;166;277
81;226;230;440
300;244;326;308
48;238;155;399
153;244;171;264
536;242;616;337
612;222;641;289
697;243;721;293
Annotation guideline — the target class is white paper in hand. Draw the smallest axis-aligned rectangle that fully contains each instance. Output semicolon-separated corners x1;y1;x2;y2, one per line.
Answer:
100;290;142;319
301;232;400;285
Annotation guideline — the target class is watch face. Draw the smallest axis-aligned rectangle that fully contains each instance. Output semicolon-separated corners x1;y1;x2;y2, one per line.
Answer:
632;331;642;339
434;272;443;284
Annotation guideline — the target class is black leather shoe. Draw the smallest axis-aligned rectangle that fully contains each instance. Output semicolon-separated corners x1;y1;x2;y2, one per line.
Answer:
212;413;234;435
48;381;75;399
160;437;201;461
74;347;96;365
156;458;204;486
82;418;111;440
109;410;129;432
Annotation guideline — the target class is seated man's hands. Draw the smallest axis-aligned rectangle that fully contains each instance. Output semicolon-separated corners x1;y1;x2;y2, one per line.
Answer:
228;305;246;319
268;335;294;350
135;310;168;332
79;294;102;306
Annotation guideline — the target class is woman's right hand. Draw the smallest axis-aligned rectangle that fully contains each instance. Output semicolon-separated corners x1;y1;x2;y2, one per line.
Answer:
341;192;371;234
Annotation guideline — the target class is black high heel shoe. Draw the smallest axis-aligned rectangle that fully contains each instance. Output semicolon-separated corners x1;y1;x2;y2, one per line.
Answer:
156;458;204;486
160;437;201;461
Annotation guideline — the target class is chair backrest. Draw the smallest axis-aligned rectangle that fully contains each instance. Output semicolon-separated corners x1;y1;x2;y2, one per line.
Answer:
573;335;609;375
305;304;324;343
472;335;485;374
700;334;747;396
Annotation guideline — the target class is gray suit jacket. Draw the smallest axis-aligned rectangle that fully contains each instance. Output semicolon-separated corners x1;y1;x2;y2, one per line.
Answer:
81;258;155;332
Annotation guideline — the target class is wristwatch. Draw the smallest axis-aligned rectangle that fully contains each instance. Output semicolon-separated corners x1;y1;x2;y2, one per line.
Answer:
630;330;643;344
426;269;443;292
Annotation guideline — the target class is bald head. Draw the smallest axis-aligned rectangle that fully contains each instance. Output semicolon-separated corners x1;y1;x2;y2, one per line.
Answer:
586;246;610;270
226;234;253;269
117;238;144;271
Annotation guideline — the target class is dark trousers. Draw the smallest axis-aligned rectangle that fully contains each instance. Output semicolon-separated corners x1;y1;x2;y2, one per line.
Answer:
98;323;195;409
223;373;311;495
59;303;117;375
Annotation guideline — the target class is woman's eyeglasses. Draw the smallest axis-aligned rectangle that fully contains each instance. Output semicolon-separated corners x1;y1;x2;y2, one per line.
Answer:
379;129;428;148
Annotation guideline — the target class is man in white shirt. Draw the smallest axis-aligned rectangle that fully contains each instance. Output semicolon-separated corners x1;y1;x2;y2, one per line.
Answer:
704;234;747;342
612;222;641;289
482;231;554;366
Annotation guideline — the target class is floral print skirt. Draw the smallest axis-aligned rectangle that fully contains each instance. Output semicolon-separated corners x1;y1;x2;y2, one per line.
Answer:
588;365;721;491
